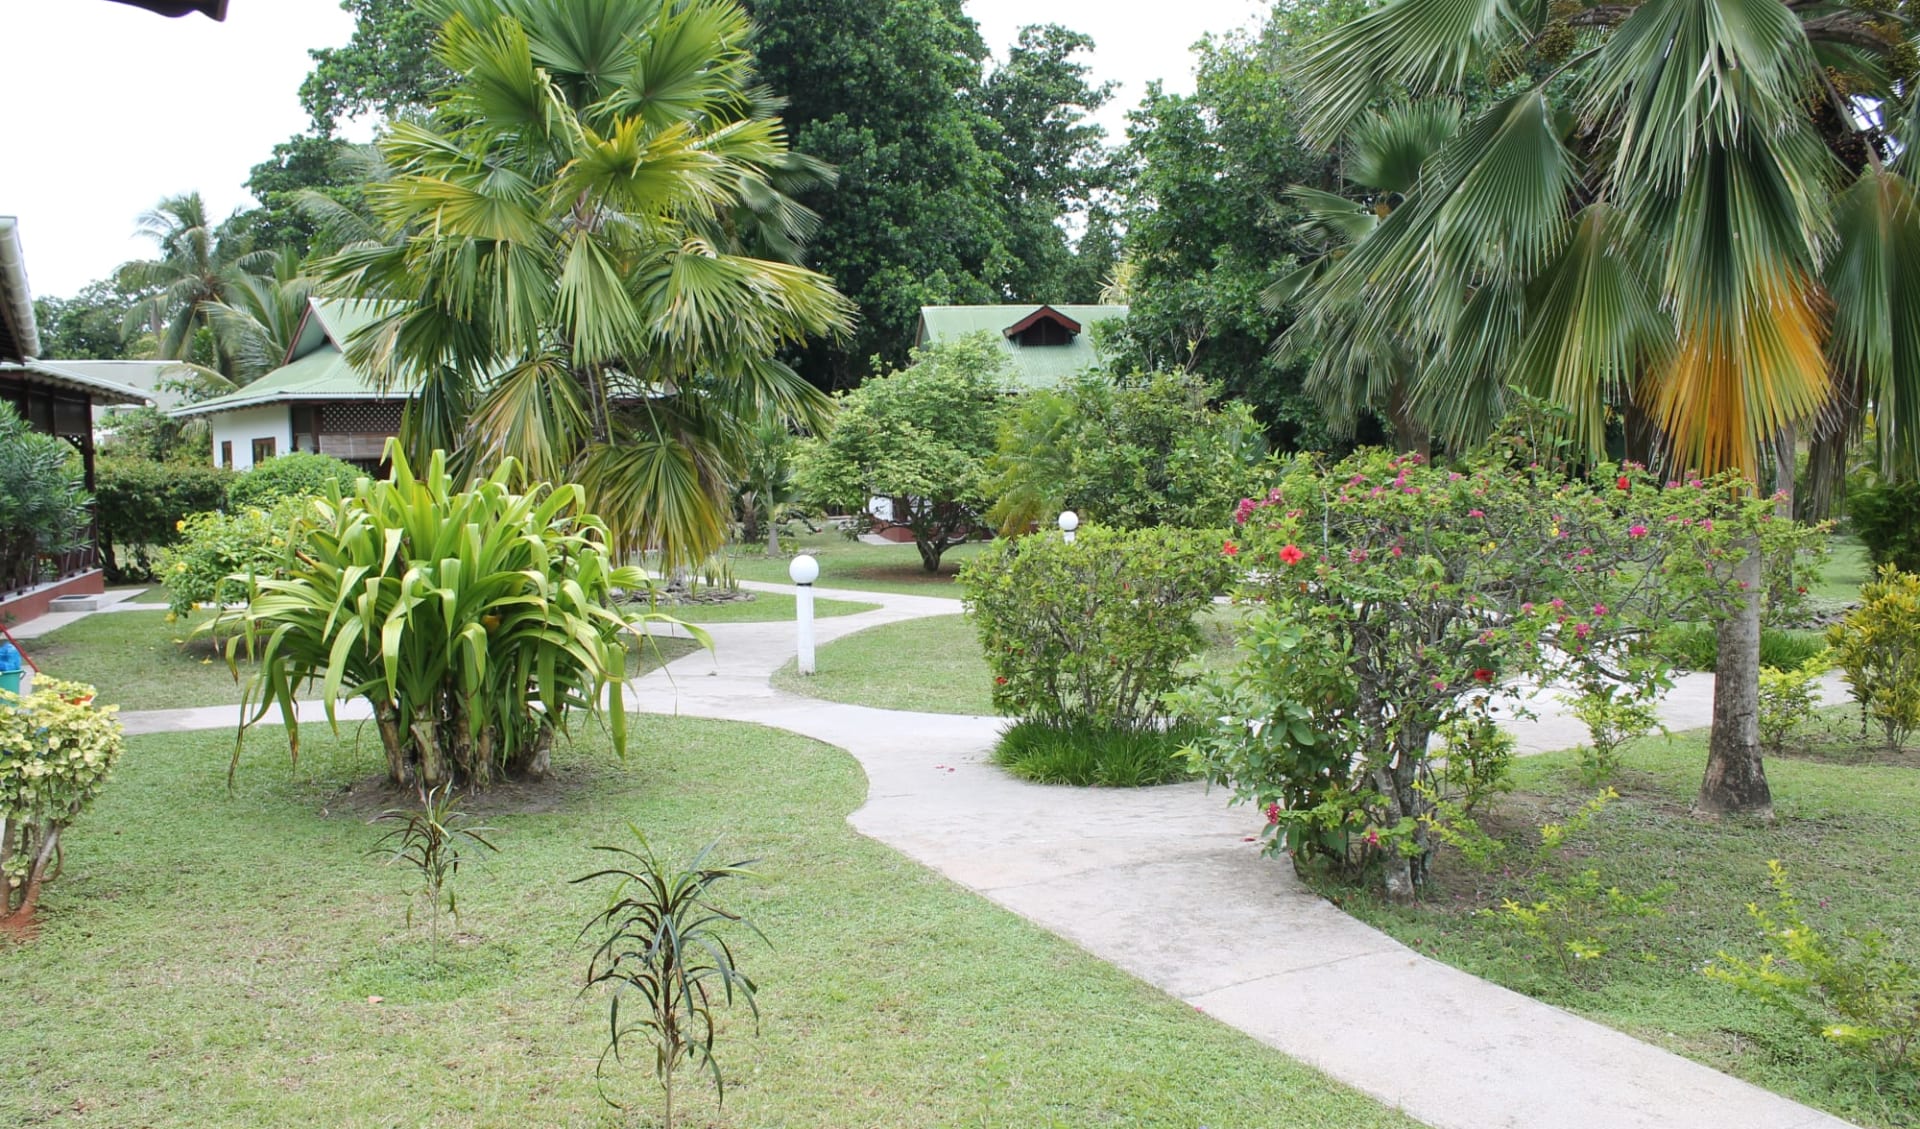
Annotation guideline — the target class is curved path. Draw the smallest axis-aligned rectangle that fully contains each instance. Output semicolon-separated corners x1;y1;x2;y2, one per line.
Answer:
112;581;1857;1129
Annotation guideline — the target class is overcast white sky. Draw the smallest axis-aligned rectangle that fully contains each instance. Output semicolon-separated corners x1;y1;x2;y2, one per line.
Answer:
0;0;1268;300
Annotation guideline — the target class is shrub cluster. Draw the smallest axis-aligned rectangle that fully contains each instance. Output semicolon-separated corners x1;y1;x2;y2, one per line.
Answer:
0;403;91;591
0;677;124;926
962;525;1232;732
226;452;364;510
1827;565;1920;751
157;498;311;620
92;455;233;583
1847;480;1920;576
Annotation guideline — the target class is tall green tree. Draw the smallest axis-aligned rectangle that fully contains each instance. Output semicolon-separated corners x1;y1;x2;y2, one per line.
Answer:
1289;0;1920;815
747;0;1113;386
206;248;317;385
322;0;853;569
300;0;448;135
1109;11;1347;447
116;192;274;377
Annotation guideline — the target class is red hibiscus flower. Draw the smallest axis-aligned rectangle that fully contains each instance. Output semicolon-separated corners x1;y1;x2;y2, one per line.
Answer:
1278;544;1305;566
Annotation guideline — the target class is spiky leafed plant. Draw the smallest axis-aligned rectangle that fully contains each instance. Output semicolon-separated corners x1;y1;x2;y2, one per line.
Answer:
371;781;499;957
1284;0;1920;815
575;831;762;1129
218;442;704;788
319;0;853;571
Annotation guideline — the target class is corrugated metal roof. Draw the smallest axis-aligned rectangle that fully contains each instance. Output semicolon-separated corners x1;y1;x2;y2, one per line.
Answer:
172;298;410;418
0;217;40;362
0;361;153;406
915;304;1128;389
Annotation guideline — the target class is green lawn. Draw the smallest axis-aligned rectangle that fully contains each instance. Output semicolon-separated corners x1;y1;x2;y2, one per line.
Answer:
23;610;700;713
1811;535;1875;604
718;529;985;596
774;613;997;715
0;721;1416;1129
773;606;1246;717
647;590;878;624
1324;707;1919;1127
20;609;255;711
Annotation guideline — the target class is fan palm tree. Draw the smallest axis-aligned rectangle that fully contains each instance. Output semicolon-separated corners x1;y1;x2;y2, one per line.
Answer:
1287;0;1920;815
1269;102;1463;455
320;0;853;569
117;192;275;376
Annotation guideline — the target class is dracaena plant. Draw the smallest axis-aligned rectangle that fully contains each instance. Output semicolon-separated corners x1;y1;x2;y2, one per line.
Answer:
214;442;706;788
371;781;499;958
575;831;763;1129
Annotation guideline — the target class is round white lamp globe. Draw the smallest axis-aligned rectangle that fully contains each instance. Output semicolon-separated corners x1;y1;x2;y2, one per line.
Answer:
1057;510;1080;533
789;554;820;585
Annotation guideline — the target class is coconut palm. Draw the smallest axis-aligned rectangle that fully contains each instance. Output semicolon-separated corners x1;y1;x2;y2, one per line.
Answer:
117;192;275;375
206;247;317;384
320;0;852;569
1287;0;1920;815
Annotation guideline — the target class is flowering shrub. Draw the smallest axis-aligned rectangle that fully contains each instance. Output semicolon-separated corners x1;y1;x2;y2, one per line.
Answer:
1179;448;1821;900
962;525;1231;731
1566;670;1665;785
156;497;314;620
1827;565;1920;751
0;677;124;928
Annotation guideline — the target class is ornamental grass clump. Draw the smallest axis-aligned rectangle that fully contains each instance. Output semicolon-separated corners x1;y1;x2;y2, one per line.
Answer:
0;677;124;933
217;443;700;788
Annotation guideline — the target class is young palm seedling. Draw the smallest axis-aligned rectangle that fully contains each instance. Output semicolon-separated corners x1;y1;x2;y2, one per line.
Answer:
371;782;499;958
575;829;764;1129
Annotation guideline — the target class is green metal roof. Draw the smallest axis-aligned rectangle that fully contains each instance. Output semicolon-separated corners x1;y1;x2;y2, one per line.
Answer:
172;298;409;418
915;304;1128;390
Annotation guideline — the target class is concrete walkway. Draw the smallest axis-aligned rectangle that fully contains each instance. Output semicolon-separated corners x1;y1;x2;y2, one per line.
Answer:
103;581;1858;1129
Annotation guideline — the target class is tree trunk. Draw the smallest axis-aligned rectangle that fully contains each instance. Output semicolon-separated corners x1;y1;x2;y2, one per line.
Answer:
1386;384;1429;460
1697;544;1774;818
1620;396;1657;469
766;512;782;558
1772;425;1796;515
916;537;944;573
1798;428;1847;523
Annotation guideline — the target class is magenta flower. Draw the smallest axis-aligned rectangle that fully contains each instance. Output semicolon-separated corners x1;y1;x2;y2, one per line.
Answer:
1628;524;1648;538
1574;622;1592;639
1468;508;1486;518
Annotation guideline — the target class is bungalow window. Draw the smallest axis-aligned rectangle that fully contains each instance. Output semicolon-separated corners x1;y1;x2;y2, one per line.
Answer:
219;440;233;468
251;437;277;464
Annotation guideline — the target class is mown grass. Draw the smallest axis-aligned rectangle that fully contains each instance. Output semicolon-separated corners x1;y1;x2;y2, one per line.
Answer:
650;590;878;624
22;610;702;713
20;609;253;710
0;720;1417;1129
773;607;1247;718
719;529;986;595
1323;706;1919;1127
1810;535;1874;605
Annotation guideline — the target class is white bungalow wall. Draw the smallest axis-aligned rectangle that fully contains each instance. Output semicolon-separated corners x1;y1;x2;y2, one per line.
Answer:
209;405;294;471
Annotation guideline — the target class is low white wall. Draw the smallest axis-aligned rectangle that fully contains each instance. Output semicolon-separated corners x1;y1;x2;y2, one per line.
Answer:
208;406;293;471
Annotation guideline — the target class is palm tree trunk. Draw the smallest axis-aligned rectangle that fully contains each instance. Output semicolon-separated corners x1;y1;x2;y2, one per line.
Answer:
1386;384;1429;459
1697;542;1773;817
1798;428;1847;523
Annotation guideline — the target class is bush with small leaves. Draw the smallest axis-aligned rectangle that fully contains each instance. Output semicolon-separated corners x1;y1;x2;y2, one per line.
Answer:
1707;861;1920;1078
0;677;124;931
575;832;763;1129
963;524;1232;733
1758;651;1831;755
157;497;311;620
1826;565;1920;751
226;451;365;510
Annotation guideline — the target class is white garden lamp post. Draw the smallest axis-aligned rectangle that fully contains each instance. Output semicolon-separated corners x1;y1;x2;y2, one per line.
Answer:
790;554;819;675
1058;510;1079;544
